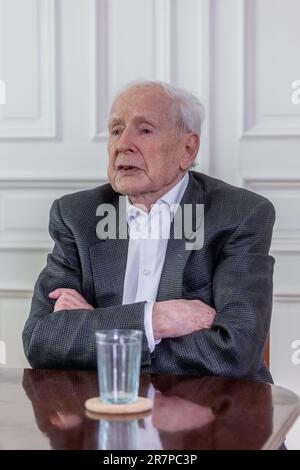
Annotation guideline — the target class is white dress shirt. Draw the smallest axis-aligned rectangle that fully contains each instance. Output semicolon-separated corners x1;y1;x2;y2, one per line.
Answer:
122;172;189;352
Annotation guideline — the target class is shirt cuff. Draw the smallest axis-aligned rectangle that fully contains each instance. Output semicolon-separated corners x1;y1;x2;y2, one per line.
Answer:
144;301;161;353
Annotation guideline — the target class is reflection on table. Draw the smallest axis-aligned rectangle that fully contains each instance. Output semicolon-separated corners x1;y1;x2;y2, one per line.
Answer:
0;368;298;450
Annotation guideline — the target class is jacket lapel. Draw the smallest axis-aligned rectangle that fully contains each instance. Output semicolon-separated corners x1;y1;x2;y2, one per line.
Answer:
89;193;129;308
156;172;204;302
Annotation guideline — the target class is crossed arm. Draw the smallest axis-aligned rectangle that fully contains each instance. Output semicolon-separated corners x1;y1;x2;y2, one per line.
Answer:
48;288;216;338
23;197;275;376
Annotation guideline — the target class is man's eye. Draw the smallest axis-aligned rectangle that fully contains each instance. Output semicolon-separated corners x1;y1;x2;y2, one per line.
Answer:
111;129;121;136
142;128;152;134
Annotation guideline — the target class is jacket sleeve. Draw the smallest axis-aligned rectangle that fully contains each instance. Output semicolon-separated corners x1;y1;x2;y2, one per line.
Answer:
22;199;151;369
156;198;276;378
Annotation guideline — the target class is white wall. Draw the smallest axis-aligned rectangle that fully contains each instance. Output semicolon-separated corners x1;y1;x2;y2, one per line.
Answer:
206;0;300;449
0;0;299;449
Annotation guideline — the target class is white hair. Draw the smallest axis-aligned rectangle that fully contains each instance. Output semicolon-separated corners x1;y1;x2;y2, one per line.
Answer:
110;79;205;138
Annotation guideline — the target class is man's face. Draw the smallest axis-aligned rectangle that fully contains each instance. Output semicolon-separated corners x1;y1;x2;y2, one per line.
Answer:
107;86;191;202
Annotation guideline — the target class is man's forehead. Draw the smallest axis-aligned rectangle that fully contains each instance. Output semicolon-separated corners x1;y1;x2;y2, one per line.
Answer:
108;111;159;125
109;87;171;118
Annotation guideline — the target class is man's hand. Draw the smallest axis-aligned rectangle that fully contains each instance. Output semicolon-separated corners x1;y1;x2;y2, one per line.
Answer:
153;299;216;340
49;288;94;312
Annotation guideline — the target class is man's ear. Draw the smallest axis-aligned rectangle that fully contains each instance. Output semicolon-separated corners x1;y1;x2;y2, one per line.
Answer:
179;133;200;171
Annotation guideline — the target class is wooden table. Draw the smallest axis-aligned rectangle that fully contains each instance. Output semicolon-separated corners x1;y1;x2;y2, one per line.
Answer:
0;368;299;450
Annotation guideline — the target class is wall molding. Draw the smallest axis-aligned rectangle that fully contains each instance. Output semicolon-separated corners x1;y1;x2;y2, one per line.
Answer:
0;288;33;299
243;176;300;252
201;0;213;175
271;242;300;254
0;176;106;188
0;243;52;252
240;0;300;137
0;0;56;139
153;0;172;81
243;176;300;185
274;294;300;303
0;177;107;250
0;289;299;302
90;0;110;140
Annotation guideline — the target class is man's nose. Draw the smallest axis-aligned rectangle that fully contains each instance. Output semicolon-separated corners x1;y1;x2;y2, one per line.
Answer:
116;128;136;154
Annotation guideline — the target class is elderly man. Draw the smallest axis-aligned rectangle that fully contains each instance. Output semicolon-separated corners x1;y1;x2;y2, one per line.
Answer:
23;80;275;382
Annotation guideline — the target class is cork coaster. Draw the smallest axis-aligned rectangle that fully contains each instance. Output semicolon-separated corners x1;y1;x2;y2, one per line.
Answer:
85;396;153;415
86;409;152;421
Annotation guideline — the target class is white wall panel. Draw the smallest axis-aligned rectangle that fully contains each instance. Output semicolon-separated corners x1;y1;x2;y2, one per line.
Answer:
0;182;102;248
0;249;49;291
0;0;56;138
242;0;300;136
244;180;300;251
273;253;300;296
271;300;300;394
1;192;54;241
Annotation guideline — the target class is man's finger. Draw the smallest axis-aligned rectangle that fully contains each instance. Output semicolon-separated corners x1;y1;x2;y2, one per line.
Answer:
54;294;85;307
49;288;83;301
49;288;66;299
56;293;87;308
62;290;87;303
48;292;58;299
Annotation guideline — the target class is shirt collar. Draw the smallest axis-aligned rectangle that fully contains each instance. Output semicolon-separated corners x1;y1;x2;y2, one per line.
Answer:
126;172;189;221
159;171;189;207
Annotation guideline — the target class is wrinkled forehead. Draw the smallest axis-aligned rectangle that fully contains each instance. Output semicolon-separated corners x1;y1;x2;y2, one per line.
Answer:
109;85;173;122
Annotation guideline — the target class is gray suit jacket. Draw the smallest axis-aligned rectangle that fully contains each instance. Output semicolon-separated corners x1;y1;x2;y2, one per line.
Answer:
23;171;275;382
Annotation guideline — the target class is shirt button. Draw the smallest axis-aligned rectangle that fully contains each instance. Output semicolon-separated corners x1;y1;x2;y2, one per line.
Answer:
143;269;151;276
